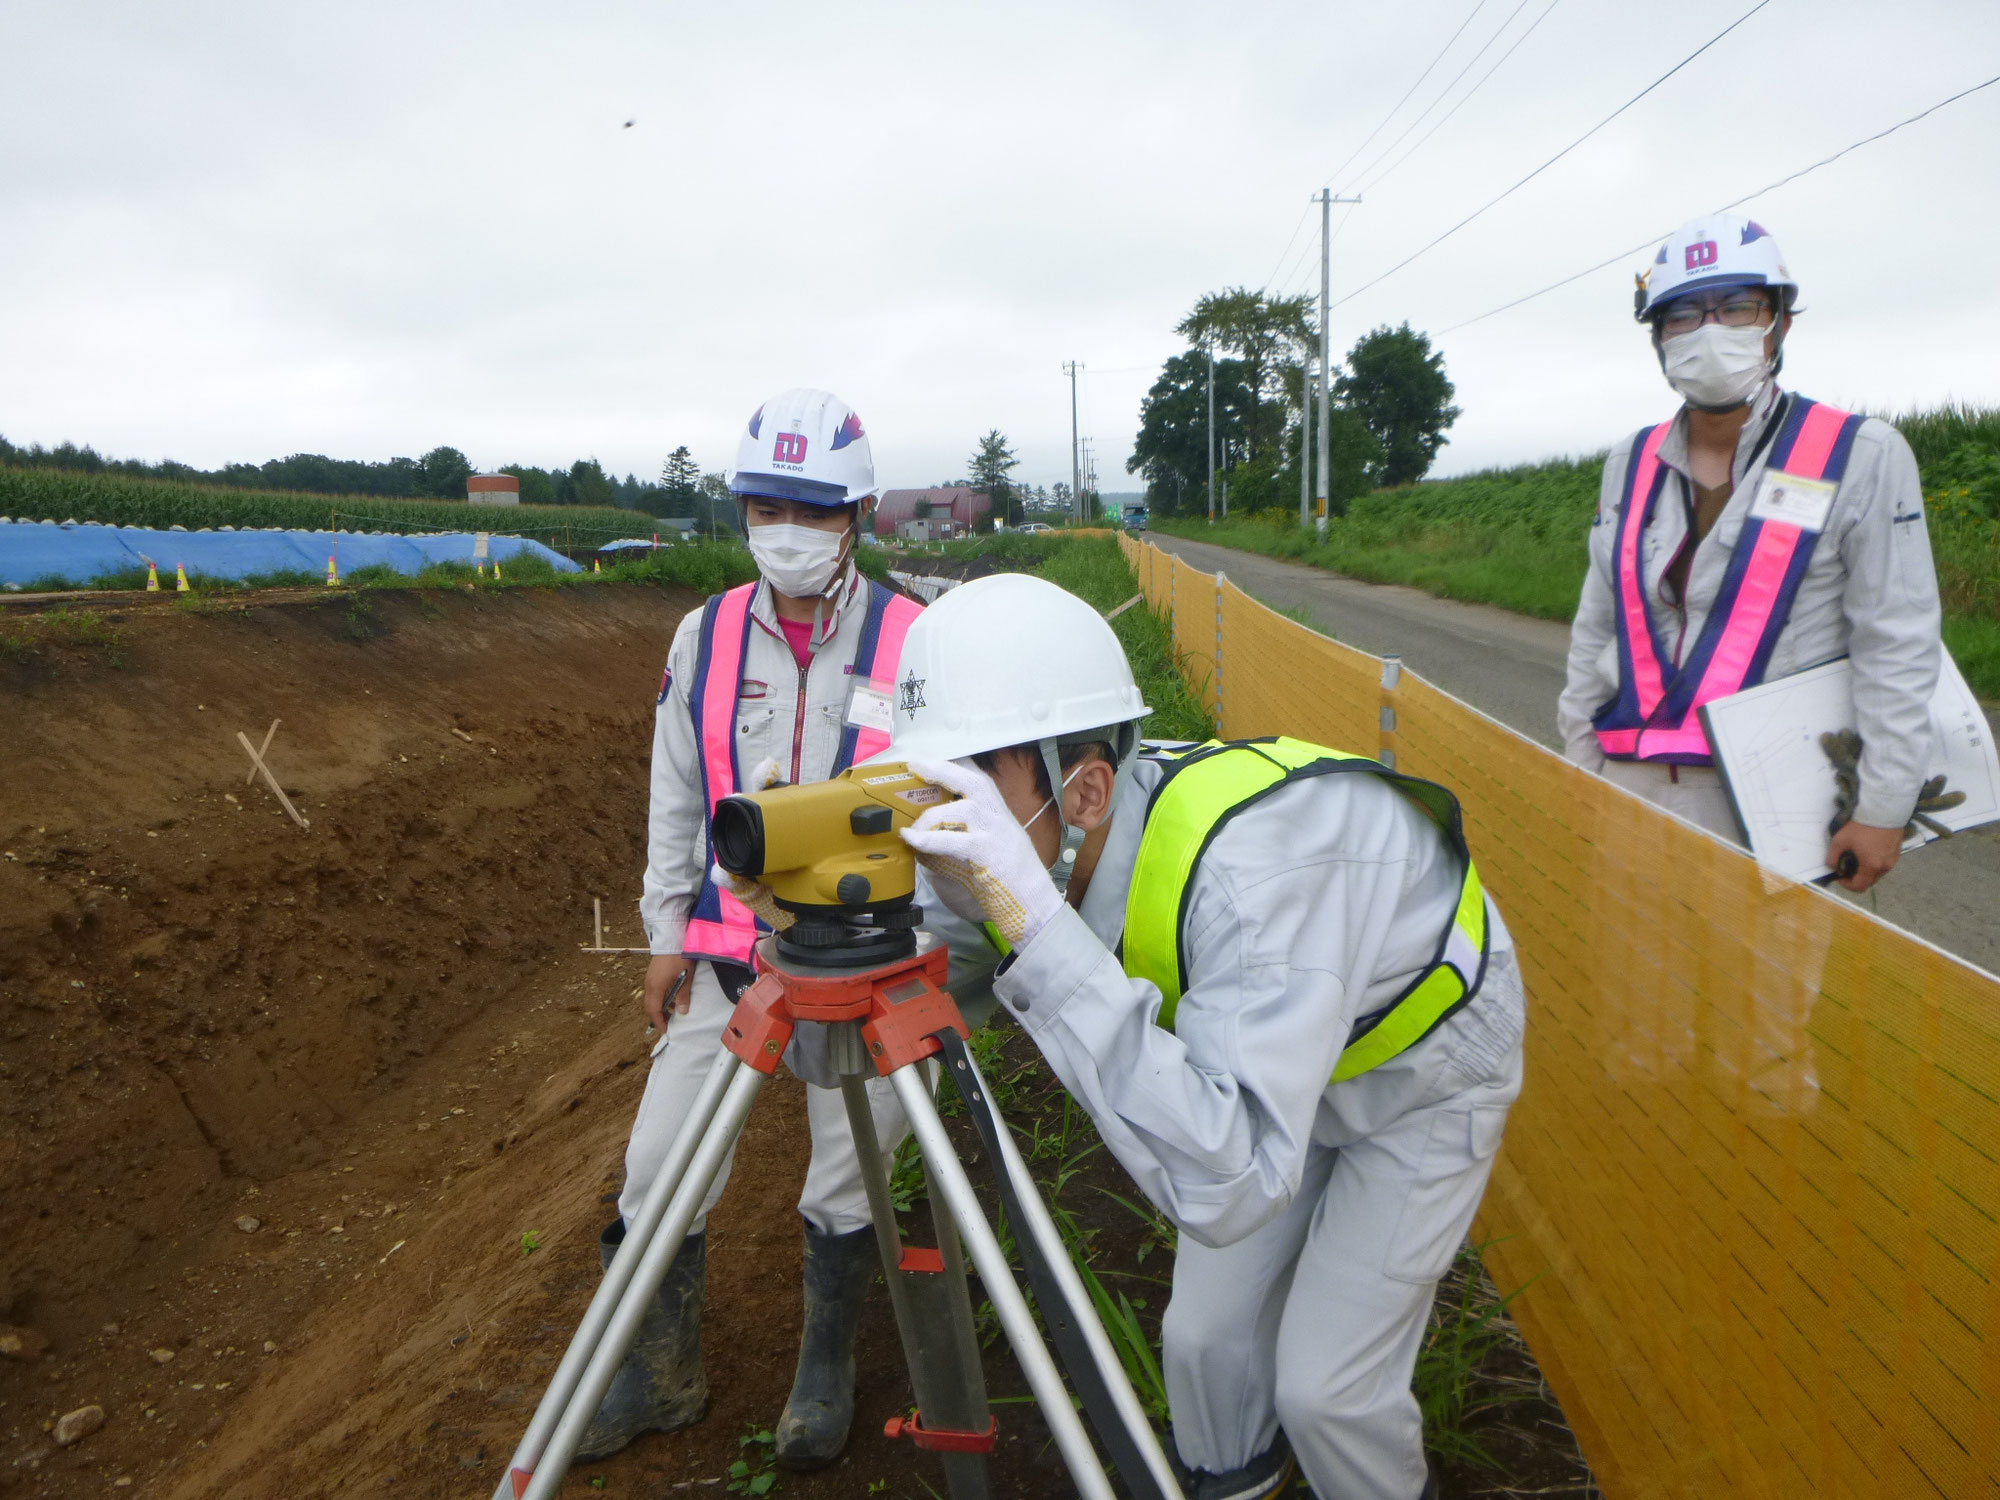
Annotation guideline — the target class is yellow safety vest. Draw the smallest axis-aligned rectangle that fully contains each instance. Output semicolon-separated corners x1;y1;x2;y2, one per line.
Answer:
1124;737;1489;1084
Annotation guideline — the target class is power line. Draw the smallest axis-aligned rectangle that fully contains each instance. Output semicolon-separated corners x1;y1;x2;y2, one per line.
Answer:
1258;0;1489;294
1329;0;1774;312
1320;0;1494;190
1342;0;1541;194
1356;0;1563;198
1436;70;2000;334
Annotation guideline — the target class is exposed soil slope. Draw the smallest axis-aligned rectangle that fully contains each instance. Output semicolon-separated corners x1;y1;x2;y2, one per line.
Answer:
0;586;1074;1500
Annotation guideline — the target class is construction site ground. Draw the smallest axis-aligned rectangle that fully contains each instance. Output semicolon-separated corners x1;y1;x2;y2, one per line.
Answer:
0;582;1585;1499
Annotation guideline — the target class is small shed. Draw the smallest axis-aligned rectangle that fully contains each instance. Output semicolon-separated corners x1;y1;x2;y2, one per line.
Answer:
467;473;521;506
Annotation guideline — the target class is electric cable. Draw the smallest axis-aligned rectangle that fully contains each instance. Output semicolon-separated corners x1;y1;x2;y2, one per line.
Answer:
1357;0;1564;198
1259;0;1491;294
1319;0;1494;190
1436;69;2000;334
1328;0;1775;312
1342;0;1543;195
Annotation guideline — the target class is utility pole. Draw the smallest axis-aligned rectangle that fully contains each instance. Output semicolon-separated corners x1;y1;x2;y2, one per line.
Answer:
1299;352;1312;530
1205;343;1216;525
1063;361;1082;525
1316;189;1360;540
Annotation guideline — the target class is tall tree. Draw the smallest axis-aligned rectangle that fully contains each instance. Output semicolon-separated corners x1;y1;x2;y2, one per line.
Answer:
499;464;557;507
564;457;616;509
1174;288;1315;465
1333;324;1460;489
658;446;702;518
967;430;1022;527
414;445;474;498
1126;351;1254;516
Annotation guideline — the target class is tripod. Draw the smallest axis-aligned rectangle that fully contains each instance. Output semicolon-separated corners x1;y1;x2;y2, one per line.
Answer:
495;930;1185;1500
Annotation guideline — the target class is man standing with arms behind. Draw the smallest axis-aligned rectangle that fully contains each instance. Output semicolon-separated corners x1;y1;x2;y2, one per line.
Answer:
576;388;925;1470
1558;215;1942;890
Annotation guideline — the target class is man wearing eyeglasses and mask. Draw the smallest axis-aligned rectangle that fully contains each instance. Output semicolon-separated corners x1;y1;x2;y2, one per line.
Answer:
1558;216;1942;892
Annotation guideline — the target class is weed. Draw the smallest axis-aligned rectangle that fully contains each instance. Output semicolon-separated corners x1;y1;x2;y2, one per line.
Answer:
1414;1240;1536;1472
518;1230;541;1256
32;608;125;666
727;1424;779;1495
889;1134;927;1214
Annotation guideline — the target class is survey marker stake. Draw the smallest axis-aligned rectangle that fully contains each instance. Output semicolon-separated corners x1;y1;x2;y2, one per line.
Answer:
579;896;651;955
236;728;310;831
244;719;281;786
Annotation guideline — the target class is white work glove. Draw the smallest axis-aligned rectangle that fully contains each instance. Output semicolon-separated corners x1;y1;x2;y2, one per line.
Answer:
714;863;795;932
744;755;784;792
900;756;1063;951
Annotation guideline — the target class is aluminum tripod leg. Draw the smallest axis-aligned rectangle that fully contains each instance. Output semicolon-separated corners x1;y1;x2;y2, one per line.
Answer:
492;1045;740;1500
889;1066;1120;1500
516;1060;768;1500
835;1037;991;1500
944;1034;1185;1500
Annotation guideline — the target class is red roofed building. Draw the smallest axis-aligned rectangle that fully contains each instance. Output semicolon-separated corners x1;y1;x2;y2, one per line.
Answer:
874;487;990;540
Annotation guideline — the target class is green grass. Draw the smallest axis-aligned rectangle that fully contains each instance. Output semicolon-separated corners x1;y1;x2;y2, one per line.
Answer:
1033;537;1213;743
0;464;648;546
1157;405;2000;698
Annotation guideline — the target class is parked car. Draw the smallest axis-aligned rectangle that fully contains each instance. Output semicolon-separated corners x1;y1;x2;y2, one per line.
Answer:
1019;522;1054;535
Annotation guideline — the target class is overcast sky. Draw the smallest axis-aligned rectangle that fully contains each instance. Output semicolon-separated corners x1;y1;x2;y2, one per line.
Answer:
2;1;1996;494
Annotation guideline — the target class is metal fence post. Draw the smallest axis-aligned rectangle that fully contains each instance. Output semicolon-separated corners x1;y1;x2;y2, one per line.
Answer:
1378;653;1402;769
1214;571;1226;732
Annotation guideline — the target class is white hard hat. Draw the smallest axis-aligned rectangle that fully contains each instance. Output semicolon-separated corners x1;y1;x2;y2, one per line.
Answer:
888;574;1150;766
728;387;876;507
1635;215;1798;322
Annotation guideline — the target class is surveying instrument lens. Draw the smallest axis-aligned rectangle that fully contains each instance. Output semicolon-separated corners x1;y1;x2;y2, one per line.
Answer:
709;796;764;875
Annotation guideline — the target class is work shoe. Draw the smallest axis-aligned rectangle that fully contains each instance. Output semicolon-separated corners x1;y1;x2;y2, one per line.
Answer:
1170;1432;1298;1500
773;1219;879;1470
574;1221;708;1461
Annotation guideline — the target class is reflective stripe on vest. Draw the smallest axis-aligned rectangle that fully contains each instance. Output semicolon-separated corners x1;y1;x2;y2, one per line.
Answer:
1123;737;1488;1085
681;579;923;965
1592;396;1866;766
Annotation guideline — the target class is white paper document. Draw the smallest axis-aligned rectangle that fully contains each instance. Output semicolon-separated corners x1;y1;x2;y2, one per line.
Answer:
1699;654;2000;882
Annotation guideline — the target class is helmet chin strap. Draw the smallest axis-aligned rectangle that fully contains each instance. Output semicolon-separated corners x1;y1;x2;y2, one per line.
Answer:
1035;723;1142;897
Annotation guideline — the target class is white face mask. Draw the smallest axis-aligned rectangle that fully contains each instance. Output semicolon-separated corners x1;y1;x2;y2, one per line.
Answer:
747;522;847;598
1659;321;1774;411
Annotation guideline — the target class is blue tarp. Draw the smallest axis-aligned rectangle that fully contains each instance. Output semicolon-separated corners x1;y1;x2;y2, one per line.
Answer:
0;521;580;588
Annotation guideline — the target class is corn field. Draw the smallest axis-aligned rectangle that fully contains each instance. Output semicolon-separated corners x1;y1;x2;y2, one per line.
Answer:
0;465;651;547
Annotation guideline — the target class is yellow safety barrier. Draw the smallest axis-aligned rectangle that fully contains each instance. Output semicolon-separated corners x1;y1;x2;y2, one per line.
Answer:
1118;532;2000;1500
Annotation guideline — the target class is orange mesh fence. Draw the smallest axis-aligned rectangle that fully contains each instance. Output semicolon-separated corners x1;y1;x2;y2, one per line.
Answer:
1123;536;2000;1500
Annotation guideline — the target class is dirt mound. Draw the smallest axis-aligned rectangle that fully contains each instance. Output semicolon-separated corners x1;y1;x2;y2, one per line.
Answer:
0;586;1081;1500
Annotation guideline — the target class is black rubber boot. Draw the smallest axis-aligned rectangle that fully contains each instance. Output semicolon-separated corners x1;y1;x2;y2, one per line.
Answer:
574;1220;708;1461
772;1219;878;1470
1170;1432;1298;1500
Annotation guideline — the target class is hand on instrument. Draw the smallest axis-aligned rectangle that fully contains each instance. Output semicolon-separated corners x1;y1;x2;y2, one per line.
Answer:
900;757;1063;951
644;954;695;1030
1825;820;1901;893
715;863;796;932
745;755;786;792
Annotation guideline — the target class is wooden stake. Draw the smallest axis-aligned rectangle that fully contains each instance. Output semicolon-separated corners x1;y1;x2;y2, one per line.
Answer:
237;730;310;830
1103;593;1144;622
594;897;604;951
245;719;281;786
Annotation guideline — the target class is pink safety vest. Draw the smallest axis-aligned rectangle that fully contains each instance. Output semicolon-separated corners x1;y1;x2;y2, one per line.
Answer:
1592;396;1865;765
679;579;922;965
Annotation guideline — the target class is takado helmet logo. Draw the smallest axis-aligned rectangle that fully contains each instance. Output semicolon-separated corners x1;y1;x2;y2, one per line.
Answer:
773;432;808;465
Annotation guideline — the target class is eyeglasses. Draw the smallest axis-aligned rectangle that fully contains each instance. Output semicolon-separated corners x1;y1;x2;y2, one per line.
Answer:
1657;291;1773;337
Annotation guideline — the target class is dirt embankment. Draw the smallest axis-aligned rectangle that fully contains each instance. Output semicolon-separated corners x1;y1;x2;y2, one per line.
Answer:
0;586;1080;1500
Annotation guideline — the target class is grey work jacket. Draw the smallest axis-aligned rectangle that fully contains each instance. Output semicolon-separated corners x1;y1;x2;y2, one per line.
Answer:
989;759;1521;1250
640;570;876;955
1556;386;1942;829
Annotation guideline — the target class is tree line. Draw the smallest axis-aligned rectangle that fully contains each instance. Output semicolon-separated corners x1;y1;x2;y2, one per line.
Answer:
1126;288;1460;519
0;435;678;513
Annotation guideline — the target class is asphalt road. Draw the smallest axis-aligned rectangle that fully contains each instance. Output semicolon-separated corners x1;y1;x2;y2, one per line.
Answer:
1147;530;2000;977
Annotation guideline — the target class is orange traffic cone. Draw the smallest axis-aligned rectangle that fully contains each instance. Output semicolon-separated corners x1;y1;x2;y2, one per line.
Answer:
325;555;338;587
475;560;485;578
145;561;160;592
592;556;601;574
175;564;191;593
492;560;503;583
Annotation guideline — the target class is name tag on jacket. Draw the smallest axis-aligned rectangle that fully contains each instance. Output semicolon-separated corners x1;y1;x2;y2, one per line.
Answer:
1749;472;1836;532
